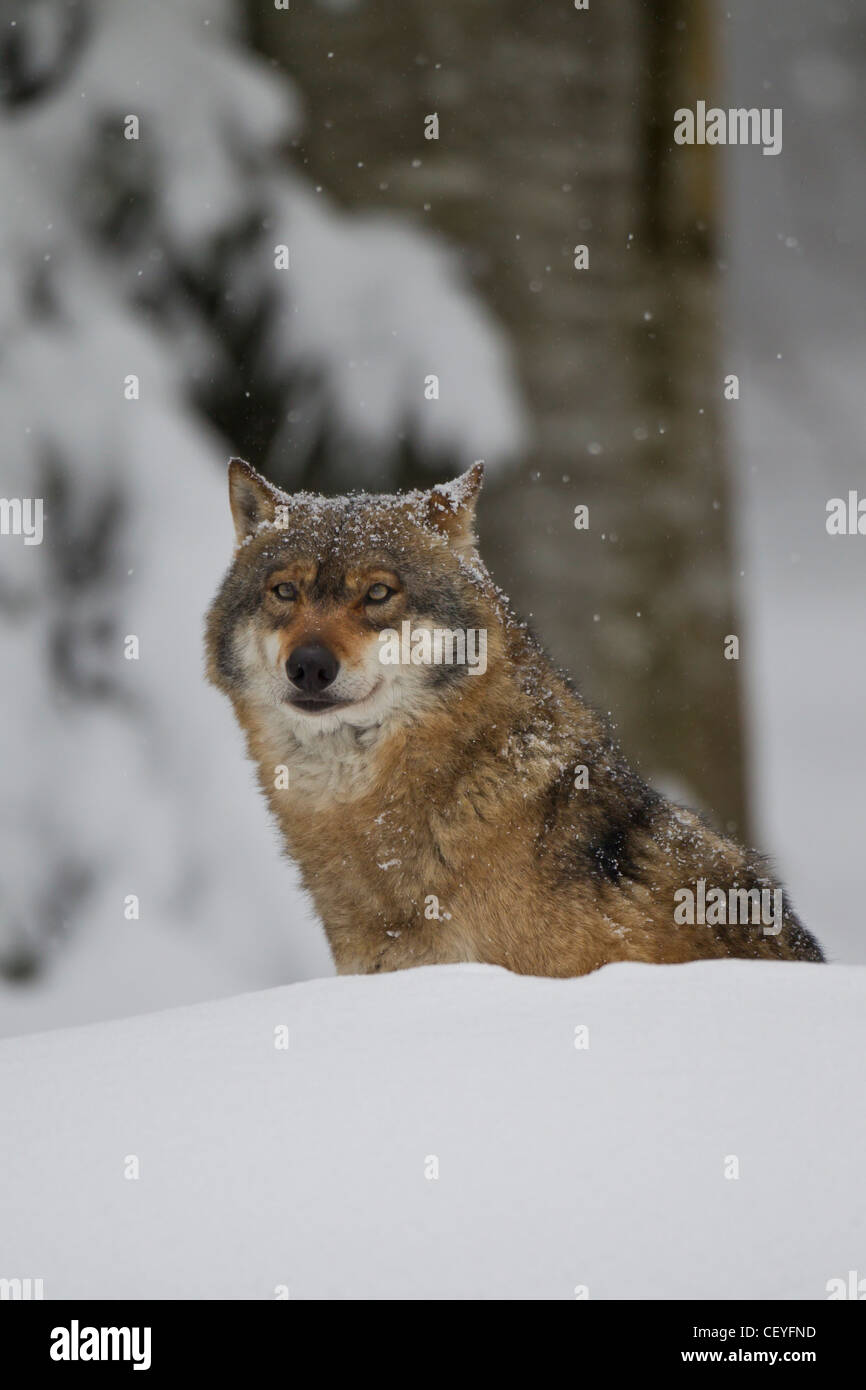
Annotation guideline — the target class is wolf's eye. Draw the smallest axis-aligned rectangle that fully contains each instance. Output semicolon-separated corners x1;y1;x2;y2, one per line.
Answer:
366;583;392;603
273;582;297;601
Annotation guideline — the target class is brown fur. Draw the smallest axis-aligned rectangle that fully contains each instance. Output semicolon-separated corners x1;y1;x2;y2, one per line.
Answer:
205;458;824;977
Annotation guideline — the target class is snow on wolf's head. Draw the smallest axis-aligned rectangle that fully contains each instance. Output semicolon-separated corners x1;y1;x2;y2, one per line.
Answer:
205;458;502;742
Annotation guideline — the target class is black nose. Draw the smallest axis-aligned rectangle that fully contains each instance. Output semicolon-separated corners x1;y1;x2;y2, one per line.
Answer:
286;644;339;695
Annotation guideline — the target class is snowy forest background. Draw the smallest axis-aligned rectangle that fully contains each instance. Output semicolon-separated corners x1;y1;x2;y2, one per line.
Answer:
1;0;864;1037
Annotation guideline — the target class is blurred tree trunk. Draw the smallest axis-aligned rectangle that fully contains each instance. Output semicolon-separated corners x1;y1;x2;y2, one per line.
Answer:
248;0;749;838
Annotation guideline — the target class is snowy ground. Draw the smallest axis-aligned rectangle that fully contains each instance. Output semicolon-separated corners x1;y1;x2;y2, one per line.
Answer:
1;959;861;1300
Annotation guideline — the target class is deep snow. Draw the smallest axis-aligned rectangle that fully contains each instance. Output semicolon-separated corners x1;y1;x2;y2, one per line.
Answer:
0;959;862;1300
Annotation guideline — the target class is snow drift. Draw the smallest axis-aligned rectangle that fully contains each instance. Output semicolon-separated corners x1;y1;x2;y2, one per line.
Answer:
1;959;862;1300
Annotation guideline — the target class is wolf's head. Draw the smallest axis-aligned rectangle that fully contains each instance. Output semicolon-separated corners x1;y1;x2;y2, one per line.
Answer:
205;458;502;740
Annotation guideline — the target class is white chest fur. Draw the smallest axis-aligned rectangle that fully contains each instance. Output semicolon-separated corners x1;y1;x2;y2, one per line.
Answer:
257;707;388;809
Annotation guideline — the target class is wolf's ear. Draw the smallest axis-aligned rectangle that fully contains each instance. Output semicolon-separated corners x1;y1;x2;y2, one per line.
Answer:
228;457;283;544
425;461;484;559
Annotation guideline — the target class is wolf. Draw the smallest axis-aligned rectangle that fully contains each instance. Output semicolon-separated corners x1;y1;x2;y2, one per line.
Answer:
205;458;824;977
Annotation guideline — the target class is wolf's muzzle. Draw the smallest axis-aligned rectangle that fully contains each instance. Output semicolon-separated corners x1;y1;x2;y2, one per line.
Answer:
286;643;340;696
